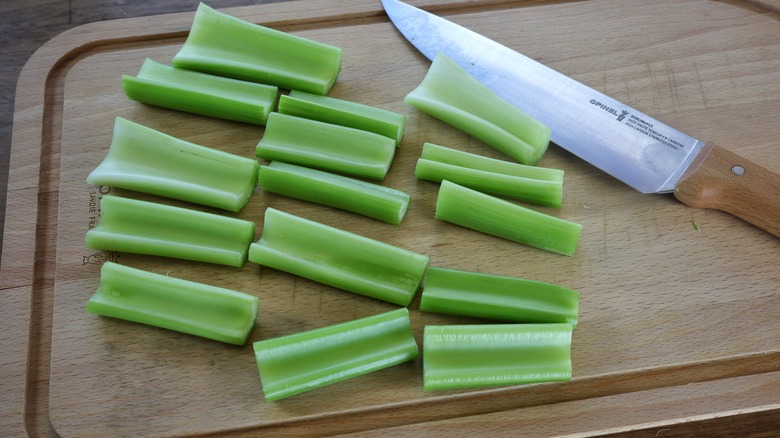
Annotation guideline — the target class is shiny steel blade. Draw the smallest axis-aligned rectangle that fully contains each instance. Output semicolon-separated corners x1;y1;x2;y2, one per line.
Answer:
382;0;706;194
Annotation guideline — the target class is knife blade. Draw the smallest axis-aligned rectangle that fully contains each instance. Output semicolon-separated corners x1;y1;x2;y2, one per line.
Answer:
382;0;780;238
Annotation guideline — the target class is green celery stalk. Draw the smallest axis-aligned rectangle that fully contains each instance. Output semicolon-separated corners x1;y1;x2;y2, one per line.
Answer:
87;117;259;212
121;58;279;125
421;142;563;182
247;208;429;306
87;262;259;345
423;323;573;391
405;53;551;165
85;195;255;267
253;308;418;401
256;112;396;180
258;161;411;224
435;180;582;256
416;159;562;208
420;266;579;325
172;3;342;95
278;91;406;145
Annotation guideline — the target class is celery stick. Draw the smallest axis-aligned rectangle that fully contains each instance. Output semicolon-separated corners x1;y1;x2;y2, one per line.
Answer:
278;91;406;145
405;53;551;165
248;208;428;306
253;308;418;401
417;142;564;207
172;3;342;95
256;113;396;180
416;159;562;208
420;267;579;325
423;323;573;391
435;180;581;256
87;262;259;345
258;162;411;224
85;195;255;267
421;143;563;182
122;58;279;125
87;117;259;212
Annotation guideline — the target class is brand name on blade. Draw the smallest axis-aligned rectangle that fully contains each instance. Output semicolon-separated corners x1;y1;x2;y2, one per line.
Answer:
589;99;628;122
589;99;686;151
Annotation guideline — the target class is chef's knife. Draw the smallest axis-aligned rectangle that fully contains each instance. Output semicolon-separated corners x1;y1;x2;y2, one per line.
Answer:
382;0;780;238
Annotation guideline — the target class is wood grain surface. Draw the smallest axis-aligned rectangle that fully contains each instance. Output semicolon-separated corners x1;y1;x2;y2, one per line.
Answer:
2;0;780;437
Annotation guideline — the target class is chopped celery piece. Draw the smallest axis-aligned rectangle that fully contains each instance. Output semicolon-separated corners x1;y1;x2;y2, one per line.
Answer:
87;262;259;345
420;266;579;325
278;91;406;145
405;53;551;165
172;3;342;95
416;159;562;208
423;323;573;391
253;308;418;401
87;117;259;212
121;58;278;125
85;195;255;267
248;208;429;306
258;162;411;224
435;180;581;256
256;112;396;180
421;142;563;182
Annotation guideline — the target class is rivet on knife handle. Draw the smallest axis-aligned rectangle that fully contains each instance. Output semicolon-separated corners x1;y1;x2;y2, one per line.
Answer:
674;142;780;237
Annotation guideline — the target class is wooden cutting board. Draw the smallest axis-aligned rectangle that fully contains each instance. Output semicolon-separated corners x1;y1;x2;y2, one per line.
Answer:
3;0;779;436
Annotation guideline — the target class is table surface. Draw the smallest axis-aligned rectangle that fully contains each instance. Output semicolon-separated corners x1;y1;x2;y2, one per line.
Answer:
2;1;779;436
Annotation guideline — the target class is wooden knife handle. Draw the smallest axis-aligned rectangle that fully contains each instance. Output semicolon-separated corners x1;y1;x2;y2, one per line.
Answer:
674;142;780;238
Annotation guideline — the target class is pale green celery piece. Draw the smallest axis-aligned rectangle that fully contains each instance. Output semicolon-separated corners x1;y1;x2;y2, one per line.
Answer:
87;262;259;345
423;323;574;391
256;112;396;180
416;159;562;208
85;195;255;267
278;91;406;145
420;266;579;325
405;53;551;165
122;58;279;125
87;117;259;212
172;3;342;95
421;143;563;182
258;162;411;224
435;180;582;256
248;208;429;306
253;308;418;401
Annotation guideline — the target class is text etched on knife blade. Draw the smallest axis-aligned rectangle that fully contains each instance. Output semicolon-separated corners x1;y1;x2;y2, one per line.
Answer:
589;99;685;151
625;115;686;151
